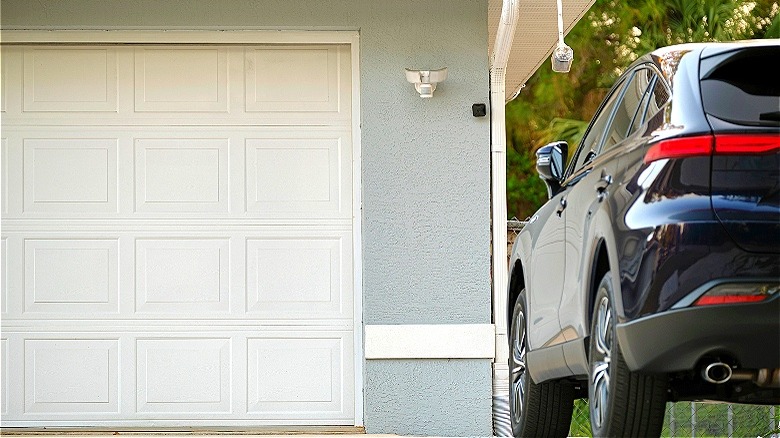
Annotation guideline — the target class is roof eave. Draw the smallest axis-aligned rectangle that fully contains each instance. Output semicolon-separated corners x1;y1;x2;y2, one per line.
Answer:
488;0;597;102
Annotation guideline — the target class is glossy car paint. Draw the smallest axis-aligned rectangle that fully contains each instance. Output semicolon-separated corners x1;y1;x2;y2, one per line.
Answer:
508;41;780;390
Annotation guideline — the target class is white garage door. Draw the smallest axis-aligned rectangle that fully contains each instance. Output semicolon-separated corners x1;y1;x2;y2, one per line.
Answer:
0;42;357;426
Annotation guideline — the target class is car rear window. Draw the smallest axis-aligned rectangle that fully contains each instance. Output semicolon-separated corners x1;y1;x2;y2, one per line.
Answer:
700;46;780;127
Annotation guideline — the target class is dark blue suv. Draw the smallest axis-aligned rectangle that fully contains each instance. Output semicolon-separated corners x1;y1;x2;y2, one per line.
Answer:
507;40;780;437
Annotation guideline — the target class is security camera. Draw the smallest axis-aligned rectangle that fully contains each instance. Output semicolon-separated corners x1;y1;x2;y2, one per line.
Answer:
551;43;574;73
405;68;448;98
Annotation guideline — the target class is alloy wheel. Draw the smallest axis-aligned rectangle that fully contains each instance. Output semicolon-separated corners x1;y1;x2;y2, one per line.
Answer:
590;294;613;430
510;306;528;425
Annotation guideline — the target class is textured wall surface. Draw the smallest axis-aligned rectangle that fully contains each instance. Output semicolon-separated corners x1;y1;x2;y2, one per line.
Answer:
1;2;492;435
366;359;493;435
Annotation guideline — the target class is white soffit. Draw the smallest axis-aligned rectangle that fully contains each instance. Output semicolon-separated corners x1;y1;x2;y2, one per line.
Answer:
488;0;597;101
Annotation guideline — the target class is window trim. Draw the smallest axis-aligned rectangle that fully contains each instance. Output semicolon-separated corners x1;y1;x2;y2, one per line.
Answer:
564;76;630;181
626;74;657;138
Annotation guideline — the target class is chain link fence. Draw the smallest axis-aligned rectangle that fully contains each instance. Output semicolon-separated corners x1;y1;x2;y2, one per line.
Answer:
569;400;779;437
507;221;780;437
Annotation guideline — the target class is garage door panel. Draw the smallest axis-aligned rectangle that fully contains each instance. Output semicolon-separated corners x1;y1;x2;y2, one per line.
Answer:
135;238;230;314
246;234;352;319
1;139;7;216
24;339;119;414
1;51;6;113
134;138;229;213
136;338;231;413
1;238;7;315
24;239;119;314
2;47;26;117
1;338;7;416
245;135;351;217
135;48;228;113
245;46;342;113
247;334;352;418
7;128;353;219
4;45;351;126
23;48;118;113
4;231;353;320
2;331;353;422
23;138;118;213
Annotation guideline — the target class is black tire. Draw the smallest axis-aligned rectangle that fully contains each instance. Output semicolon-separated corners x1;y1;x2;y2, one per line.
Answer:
509;291;575;437
588;272;667;437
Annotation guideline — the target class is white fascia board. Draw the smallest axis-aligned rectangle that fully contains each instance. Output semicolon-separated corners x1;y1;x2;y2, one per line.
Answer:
364;324;495;360
0;30;358;44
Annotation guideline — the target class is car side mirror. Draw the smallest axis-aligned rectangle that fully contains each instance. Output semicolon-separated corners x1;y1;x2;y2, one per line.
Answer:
536;141;568;198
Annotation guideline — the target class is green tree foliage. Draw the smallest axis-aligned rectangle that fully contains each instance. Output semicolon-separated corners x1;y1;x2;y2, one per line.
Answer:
506;0;779;220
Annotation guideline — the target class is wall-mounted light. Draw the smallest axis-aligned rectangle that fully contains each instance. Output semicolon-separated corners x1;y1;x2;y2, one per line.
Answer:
405;68;448;98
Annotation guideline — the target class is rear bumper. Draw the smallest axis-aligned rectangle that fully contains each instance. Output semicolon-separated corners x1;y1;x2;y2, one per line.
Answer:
615;295;780;373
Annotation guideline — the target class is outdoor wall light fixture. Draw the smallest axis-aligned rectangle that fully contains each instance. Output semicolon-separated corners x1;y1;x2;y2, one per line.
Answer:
551;0;574;72
405;68;448;98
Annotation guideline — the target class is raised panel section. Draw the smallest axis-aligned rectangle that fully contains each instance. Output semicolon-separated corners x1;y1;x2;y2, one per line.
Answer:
247;336;346;416
135;48;228;112
1;238;6;314
23;48;117;112
134;138;229;213
23;138;118;213
136;338;230;413
246;137;347;215
1;338;7;415
245;47;339;113
246;236;349;318
24;239;119;314
1;139;7;215
24;339;118;413
136;239;230;314
1;51;6;113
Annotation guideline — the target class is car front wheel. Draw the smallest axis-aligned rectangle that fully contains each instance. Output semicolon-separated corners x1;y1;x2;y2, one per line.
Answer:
589;272;667;437
509;291;574;437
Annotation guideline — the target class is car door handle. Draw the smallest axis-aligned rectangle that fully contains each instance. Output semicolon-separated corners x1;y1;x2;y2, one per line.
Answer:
595;171;613;202
595;172;613;192
556;198;567;217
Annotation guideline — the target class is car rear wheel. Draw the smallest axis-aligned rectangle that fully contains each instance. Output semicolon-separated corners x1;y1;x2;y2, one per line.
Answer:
510;291;574;437
589;272;667;437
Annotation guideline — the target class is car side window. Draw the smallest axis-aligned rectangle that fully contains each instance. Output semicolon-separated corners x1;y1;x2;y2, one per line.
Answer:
569;78;627;173
626;72;657;137
601;67;656;153
641;74;671;126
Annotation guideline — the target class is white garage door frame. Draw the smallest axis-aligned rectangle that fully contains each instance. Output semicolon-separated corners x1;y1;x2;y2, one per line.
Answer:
0;29;364;427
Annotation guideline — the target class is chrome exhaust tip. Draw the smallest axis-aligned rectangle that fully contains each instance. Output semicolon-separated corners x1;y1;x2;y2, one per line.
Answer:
703;362;733;384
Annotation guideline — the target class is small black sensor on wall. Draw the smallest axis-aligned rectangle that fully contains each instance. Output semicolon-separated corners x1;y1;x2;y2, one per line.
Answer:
472;103;487;117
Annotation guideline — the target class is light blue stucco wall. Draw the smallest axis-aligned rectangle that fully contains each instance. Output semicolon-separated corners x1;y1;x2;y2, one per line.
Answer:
0;2;492;435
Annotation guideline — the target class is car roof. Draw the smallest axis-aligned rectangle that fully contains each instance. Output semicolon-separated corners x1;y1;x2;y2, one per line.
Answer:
629;39;780;84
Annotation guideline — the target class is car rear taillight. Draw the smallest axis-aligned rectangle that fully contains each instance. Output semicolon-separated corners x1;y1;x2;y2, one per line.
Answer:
713;134;780;154
693;282;780;307
644;134;780;164
644;135;713;163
